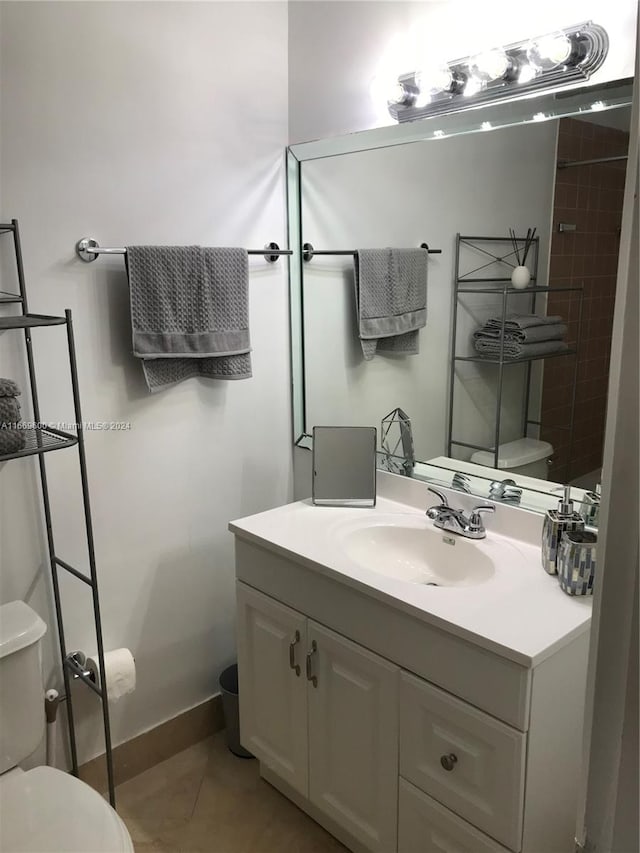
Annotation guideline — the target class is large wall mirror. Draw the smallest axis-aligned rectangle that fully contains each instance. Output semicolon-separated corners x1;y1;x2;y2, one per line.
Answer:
287;80;633;522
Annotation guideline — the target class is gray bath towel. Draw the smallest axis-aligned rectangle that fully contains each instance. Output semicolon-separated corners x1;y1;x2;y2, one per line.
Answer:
127;246;251;392
475;321;567;344
482;314;566;342
474;338;569;359
0;396;21;424
0;378;21;397
486;313;564;330
355;249;427;360
0;427;26;455
0;377;24;454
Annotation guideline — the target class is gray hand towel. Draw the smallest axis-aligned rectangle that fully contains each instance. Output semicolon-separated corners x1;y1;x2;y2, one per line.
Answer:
473;338;569;359
355;249;427;360
127;246;251;393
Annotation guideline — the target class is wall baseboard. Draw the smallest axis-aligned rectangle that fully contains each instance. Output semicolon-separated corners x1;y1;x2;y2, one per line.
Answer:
79;695;224;793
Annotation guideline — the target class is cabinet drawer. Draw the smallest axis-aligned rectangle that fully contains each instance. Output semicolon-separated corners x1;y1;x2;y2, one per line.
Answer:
400;672;525;851
399;778;511;853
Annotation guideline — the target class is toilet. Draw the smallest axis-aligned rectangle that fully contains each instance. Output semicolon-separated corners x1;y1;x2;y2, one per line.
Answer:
0;601;134;852
470;437;554;480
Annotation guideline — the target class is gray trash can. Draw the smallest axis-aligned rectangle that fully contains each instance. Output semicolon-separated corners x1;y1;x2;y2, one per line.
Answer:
219;664;254;758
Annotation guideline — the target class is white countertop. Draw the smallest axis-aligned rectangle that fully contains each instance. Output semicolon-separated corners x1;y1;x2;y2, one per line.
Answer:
230;491;591;668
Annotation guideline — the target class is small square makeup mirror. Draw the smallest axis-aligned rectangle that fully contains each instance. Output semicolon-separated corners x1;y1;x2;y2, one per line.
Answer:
312;426;376;507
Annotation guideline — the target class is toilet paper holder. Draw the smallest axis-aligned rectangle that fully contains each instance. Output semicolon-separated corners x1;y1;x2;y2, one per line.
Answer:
65;651;97;686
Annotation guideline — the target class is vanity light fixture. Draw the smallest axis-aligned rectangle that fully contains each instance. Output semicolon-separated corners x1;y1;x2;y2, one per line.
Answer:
385;21;608;123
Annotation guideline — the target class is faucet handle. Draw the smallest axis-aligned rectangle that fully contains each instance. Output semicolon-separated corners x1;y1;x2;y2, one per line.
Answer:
469;504;495;531
427;486;449;507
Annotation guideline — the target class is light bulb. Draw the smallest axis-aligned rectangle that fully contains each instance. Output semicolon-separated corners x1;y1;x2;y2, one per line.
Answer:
532;112;548;122
481;121;493;131
415;66;454;96
370;75;411;109
387;82;411;106
527;33;573;70
414;89;431;109
463;75;484;97
470;49;510;82
518;63;539;84
590;101;606;111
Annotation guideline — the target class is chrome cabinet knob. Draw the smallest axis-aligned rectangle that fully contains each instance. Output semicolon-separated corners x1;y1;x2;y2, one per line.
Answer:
440;753;458;771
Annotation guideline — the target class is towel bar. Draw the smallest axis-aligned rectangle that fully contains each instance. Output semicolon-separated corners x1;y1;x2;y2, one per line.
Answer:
75;238;293;264
302;242;442;262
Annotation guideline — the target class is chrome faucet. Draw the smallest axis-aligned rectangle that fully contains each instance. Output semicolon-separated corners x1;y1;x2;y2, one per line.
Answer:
426;487;495;540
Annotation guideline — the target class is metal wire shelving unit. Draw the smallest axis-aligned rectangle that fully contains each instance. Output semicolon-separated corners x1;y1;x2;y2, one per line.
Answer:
0;219;115;806
447;234;583;472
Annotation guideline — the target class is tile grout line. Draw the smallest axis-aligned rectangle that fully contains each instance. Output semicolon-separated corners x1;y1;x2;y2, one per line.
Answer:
188;754;209;821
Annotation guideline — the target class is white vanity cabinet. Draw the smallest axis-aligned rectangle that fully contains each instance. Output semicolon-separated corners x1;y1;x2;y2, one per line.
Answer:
233;535;589;853
237;582;399;853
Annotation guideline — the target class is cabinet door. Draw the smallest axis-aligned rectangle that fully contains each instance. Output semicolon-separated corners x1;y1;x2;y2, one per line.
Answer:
236;582;308;795
399;778;511;853
307;620;399;853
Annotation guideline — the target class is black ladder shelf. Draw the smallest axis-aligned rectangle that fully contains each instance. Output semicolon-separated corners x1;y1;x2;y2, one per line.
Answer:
0;219;115;806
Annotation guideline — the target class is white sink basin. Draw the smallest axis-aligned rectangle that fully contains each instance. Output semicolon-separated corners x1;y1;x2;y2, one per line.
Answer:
336;514;498;587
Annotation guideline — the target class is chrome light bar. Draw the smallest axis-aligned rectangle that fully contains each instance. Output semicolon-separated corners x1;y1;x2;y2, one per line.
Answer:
388;22;609;123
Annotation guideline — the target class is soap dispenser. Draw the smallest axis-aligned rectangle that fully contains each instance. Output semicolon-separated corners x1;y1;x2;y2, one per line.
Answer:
541;485;585;575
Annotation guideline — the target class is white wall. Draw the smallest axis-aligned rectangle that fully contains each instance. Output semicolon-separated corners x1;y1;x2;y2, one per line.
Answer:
579;52;638;851
300;120;557;461
288;0;638;143
0;1;291;764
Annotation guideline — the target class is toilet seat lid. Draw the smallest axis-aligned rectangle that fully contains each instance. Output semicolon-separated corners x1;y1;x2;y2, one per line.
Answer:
0;766;134;852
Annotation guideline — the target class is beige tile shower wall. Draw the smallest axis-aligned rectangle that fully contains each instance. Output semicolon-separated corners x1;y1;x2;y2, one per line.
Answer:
0;1;291;766
542;117;629;481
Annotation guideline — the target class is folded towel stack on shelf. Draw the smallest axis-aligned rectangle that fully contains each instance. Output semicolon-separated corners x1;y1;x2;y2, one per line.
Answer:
473;314;569;360
0;378;25;455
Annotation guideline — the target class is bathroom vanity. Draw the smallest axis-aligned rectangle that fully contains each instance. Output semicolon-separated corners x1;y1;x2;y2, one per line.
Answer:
230;478;591;853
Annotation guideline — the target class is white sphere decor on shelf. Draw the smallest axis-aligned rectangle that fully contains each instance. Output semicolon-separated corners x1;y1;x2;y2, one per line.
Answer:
511;265;531;289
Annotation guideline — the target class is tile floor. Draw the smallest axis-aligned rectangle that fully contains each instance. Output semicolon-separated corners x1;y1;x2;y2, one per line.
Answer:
117;733;347;853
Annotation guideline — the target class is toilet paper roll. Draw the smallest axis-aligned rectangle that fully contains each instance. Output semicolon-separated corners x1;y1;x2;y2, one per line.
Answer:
86;648;136;702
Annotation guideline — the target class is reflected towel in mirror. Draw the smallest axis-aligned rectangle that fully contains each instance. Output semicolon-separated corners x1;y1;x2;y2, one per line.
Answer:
480;314;567;343
473;338;569;359
354;248;427;360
